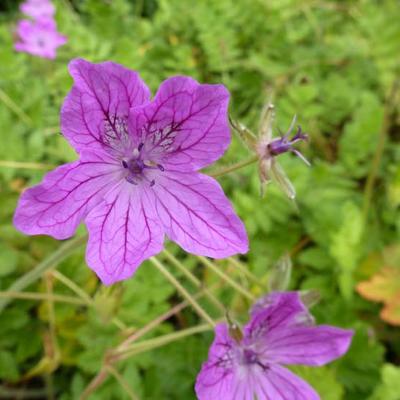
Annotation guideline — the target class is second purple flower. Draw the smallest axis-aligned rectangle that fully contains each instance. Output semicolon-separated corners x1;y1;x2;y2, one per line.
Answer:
14;59;249;284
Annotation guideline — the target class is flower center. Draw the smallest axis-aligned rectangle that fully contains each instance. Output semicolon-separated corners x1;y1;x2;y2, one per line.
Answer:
122;143;164;186
242;349;258;365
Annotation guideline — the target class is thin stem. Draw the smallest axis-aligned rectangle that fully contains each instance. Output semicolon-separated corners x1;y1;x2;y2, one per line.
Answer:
363;80;399;220
0;291;86;305
0;87;33;127
51;270;127;331
117;283;222;351
80;368;109;400
228;257;265;288
209;155;258;178
0;235;87;313
0;160;54;170
198;256;256;301
106;366;138;400
150;257;216;327
162;249;225;312
112;324;212;362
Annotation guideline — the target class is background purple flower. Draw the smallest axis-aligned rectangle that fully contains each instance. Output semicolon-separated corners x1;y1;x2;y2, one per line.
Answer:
195;292;353;400
20;0;55;20
14;18;67;60
13;59;248;284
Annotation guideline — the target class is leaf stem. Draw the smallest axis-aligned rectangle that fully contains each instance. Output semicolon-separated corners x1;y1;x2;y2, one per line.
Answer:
0;160;54;170
0;291;86;305
162;249;225;312
0;87;33;127
209;155;258;178
0;235;87;313
51;270;127;331
198;256;256;301
150;257;216;327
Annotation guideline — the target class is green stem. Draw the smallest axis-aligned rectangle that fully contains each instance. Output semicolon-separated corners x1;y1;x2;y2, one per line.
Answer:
106;366;138;400
198;256;256;301
162;249;225;312
363;80;399;220
228;257;265;288
51;270;127;331
112;324;212;362
150;257;216;327
0;291;86;305
0;88;33;127
0;235;87;313
0;160;54;170
209;155;258;178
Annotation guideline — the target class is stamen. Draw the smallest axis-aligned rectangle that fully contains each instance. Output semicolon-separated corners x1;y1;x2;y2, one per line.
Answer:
157;164;165;171
149;179;155;187
122;160;128;168
138;142;144;151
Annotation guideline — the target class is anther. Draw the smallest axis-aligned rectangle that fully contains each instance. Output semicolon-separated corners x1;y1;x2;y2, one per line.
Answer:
157;164;165;171
149;179;155;187
122;160;128;168
138;142;144;151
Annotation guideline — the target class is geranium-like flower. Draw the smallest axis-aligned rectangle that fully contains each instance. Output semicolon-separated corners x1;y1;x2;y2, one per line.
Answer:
14;59;248;284
20;0;55;20
14;18;67;60
195;292;353;399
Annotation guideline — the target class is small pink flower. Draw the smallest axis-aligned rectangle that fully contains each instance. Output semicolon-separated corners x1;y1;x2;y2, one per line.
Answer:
20;0;55;19
14;59;249;284
14;18;67;60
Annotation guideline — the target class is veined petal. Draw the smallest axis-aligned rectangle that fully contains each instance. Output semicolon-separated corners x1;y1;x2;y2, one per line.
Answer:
263;325;353;366
152;171;248;258
85;182;164;285
245;292;313;341
13;156;120;240
195;324;254;400
129;76;230;171
253;364;320;400
61;58;150;154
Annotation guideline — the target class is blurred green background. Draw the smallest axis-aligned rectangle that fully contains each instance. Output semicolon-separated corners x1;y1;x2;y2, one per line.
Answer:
0;0;400;399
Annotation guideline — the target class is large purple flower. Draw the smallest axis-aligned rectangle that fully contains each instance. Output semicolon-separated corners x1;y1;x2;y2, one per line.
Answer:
195;292;353;399
14;18;67;60
20;0;55;20
14;59;248;284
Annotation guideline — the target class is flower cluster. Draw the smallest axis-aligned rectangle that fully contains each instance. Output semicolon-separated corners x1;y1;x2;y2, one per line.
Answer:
14;59;248;284
15;0;67;59
196;292;353;399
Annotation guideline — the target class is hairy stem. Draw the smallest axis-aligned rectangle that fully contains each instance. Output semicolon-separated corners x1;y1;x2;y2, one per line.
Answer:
162;249;225;312
0;235;87;313
209;155;258;178
150;257;216;327
51;270;126;331
198;256;256;301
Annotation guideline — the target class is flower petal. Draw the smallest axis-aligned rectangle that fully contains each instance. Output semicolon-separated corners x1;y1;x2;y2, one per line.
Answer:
245;292;313;341
129;76;230;170
13;156;120;240
264;325;354;366
195;324;254;400
253;364;320;400
85;182;164;284
152;171;248;258
61;58;150;154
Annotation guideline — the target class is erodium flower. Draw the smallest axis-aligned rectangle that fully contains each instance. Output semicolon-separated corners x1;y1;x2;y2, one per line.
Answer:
14;59;248;284
14;18;67;60
195;292;353;400
20;0;55;20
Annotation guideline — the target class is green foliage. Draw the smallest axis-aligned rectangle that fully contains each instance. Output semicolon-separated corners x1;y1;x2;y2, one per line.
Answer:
0;0;399;398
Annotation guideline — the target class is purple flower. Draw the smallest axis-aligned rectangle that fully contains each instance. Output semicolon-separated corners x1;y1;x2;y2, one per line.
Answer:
14;59;248;284
20;0;55;20
195;292;353;400
14;18;67;60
